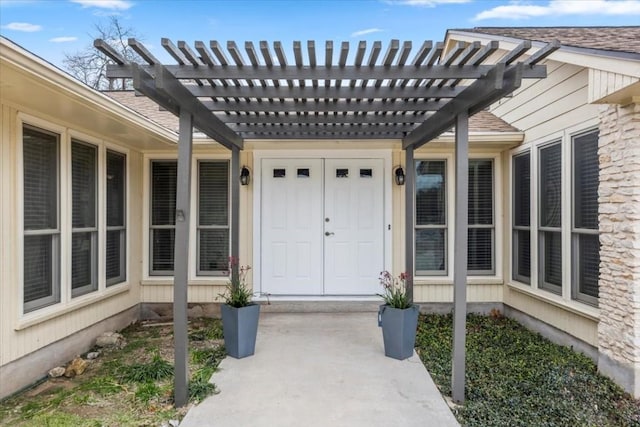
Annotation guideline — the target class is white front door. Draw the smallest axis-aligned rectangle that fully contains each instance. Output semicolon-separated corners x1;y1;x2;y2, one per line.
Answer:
260;159;324;295
260;158;384;295
323;159;384;294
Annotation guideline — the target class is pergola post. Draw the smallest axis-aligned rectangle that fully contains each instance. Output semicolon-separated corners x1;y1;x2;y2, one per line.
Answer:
404;146;415;304
452;111;469;403
230;146;240;276
173;109;193;407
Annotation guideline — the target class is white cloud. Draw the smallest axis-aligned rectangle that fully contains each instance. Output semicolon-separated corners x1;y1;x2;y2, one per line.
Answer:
49;36;78;43
351;28;385;37
475;0;640;20
1;22;42;32
385;0;471;6
70;0;133;10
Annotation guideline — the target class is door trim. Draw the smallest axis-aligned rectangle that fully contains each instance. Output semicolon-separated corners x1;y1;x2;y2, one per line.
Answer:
253;149;393;296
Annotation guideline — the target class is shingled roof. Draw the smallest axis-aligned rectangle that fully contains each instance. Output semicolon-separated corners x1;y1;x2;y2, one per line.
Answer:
455;26;640;56
104;90;519;136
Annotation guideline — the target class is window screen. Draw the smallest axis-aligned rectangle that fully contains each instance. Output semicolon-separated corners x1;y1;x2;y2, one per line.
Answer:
23;125;60;312
468;160;494;273
150;161;177;274
539;142;562;294
513;152;531;283
198;161;230;274
415;160;446;274
106;150;126;285
572;130;600;305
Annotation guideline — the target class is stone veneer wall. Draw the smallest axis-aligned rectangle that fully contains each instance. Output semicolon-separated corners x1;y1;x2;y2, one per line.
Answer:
598;101;640;398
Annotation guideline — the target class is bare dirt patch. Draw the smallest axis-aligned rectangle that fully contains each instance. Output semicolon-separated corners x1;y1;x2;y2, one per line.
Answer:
0;318;225;427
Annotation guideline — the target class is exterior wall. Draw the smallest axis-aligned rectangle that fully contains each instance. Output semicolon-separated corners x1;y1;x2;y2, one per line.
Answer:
0;101;146;398
491;59;600;143
598;102;640;397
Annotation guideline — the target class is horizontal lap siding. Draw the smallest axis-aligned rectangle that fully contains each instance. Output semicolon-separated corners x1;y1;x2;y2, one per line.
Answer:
141;284;228;303
1;104;145;366
505;287;598;346
491;61;599;142
414;283;503;303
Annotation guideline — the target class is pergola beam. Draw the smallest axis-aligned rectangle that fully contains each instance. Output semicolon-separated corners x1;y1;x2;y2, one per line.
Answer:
131;64;243;149
229;123;417;133
106;63;547;81
402;63;525;149
216;112;427;125
185;84;465;99
200;99;445;113
153;66;244;149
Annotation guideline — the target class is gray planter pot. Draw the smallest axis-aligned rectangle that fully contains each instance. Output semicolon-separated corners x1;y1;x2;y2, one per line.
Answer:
221;303;260;359
378;304;420;360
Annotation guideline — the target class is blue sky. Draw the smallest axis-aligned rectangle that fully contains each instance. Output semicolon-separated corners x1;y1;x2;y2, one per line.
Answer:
1;0;640;69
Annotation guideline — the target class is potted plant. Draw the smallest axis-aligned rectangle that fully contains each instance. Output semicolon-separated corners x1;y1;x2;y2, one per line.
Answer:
219;257;260;359
377;271;420;360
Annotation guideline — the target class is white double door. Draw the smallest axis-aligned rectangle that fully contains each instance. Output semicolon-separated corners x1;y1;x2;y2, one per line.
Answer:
261;158;384;295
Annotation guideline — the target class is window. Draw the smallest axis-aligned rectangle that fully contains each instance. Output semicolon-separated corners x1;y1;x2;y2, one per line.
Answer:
21;123;129;314
106;150;126;286
572;130;600;305
415;160;446;275
539;142;563;294
71;140;98;297
150;161;177;274
468;160;494;274
512;152;531;283
23;126;60;313
150;159;230;276
197;161;230;275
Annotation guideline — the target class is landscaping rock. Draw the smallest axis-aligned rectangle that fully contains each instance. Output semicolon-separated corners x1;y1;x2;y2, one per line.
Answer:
187;305;204;318
64;357;88;377
96;332;125;348
48;366;66;378
86;351;100;360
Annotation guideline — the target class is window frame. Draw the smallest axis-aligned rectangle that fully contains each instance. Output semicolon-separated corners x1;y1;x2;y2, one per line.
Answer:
467;158;495;276
22;124;62;313
18;114;131;319
512;151;531;284
196;159;231;277
414;159;448;276
106;149;127;286
70;139;99;298
149;160;178;276
571;128;600;306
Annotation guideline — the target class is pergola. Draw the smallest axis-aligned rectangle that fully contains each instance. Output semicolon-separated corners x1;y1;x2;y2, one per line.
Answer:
98;37;558;407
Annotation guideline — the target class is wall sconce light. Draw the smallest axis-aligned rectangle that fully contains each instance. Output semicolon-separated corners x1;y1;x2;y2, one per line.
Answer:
394;166;405;186
240;166;251;186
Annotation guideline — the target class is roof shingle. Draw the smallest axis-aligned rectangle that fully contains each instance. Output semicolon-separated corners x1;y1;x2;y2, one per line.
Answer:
456;26;640;56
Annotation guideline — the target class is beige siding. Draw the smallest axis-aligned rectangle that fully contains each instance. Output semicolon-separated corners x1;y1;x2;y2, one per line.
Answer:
414;284;503;303
589;69;640;103
491;60;599;142
0;103;145;366
504;286;598;346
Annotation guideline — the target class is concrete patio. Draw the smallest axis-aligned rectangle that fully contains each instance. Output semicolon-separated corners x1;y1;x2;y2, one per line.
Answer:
180;311;460;427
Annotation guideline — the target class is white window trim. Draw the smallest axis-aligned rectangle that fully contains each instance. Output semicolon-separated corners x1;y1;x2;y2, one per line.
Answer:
142;152;231;284
17;113;131;324
507;118;601;310
414;151;503;283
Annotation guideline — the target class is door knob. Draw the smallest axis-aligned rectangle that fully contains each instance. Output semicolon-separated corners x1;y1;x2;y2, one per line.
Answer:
325;231;334;236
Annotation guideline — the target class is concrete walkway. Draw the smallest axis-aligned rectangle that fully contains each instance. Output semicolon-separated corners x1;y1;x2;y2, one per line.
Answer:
180;312;460;427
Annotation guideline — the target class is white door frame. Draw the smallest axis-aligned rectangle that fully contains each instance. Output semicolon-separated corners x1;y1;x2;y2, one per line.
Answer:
252;149;393;297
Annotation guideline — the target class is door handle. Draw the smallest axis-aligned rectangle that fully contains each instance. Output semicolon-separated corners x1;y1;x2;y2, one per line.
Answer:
325;231;334;236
